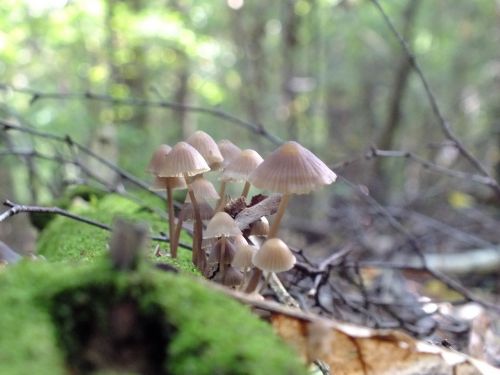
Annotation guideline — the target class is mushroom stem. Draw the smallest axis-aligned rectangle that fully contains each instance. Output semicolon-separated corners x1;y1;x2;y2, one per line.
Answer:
268;193;290;238
257;271;273;294
172;206;187;258
166;181;177;258
241;181;251;199
219;236;226;274
216;181;227;212
244;268;262;293
185;174;205;271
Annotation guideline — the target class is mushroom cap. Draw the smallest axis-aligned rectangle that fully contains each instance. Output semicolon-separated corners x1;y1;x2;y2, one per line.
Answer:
181;196;214;221
222;149;264;182
232;234;248;248
249;141;337;194
186;130;224;169
250;217;269;236
208;238;236;264
191;175;220;201
204;212;242;239
213;265;243;287
232;244;257;269
158;141;210;177
147;144;171;175
252;238;296;273
150;176;187;191
218;139;242;168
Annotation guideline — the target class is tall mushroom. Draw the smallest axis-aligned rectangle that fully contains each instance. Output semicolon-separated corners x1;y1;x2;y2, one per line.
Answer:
147;144;186;258
159;141;210;268
249;141;337;238
221;149;263;199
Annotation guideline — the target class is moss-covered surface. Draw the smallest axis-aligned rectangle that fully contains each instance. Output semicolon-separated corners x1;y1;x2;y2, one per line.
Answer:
0;260;307;375
37;194;195;272
1;192;307;374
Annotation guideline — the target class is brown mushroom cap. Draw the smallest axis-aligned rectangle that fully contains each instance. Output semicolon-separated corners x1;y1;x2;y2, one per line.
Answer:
150;176;187;191
213;265;243;287
249;141;337;194
181;199;215;221
252;238;296;273
158;141;210;177
218;139;242;168
204;212;242;239
208;238;236;264
186;130;224;169
190;175;220;201
232;244;257;270
222;149;264;182
147;144;171;175
250;217;269;237
232;234;248;248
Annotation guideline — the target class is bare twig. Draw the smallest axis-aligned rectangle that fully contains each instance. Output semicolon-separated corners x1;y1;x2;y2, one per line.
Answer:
0;200;191;249
0;83;282;145
371;0;500;198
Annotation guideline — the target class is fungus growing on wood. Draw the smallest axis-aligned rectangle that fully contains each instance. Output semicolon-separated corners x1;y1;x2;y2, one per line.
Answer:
249;141;336;238
252;238;296;273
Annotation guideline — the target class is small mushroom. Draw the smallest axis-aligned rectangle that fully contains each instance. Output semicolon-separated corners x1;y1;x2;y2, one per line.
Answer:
249;141;336;238
186;130;224;170
251;238;295;293
222;149;263;199
147;144;185;258
159;141;210;269
204;212;242;276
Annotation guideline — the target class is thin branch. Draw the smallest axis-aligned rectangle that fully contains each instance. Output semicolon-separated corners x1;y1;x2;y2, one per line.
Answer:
0;83;282;145
371;0;500;198
0;200;191;249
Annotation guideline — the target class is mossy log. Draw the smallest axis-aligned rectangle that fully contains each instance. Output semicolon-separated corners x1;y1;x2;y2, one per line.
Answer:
0;193;307;375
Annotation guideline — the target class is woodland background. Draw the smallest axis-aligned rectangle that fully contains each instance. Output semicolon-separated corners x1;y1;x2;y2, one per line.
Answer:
0;0;499;365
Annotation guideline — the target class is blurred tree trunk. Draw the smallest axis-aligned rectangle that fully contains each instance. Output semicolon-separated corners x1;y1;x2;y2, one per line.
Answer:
371;0;420;202
282;0;300;140
229;4;268;145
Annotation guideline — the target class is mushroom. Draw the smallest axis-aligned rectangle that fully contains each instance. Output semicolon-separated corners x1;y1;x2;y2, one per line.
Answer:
147;144;186;258
159;141;210;268
250;217;269;237
251;238;296;292
204;212;242;276
232;243;257;289
222;149;263;199
249;141;337;238
186;130;224;170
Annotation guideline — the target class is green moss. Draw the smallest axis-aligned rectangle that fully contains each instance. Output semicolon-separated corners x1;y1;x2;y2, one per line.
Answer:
0;260;307;375
37;194;194;272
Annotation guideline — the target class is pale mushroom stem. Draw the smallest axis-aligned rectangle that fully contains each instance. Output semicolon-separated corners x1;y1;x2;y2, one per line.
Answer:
239;267;250;291
219;236;226;274
268;193;290;238
165;181;177;258
172;207;187;258
216;181;227;212
257;271;273;294
241;181;251;199
244;268;262;293
185;174;204;272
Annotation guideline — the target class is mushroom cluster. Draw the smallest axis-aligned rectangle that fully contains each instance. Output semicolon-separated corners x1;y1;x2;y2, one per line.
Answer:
147;132;336;293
